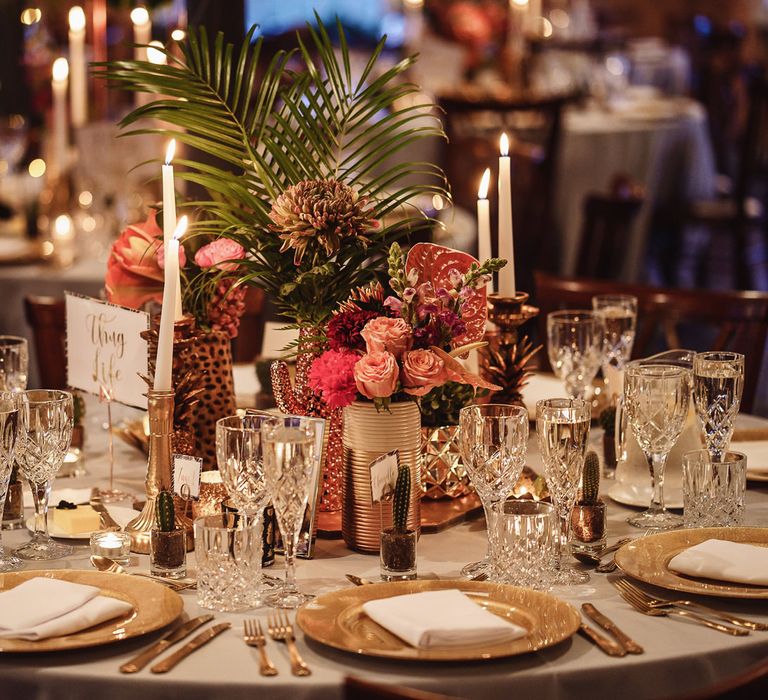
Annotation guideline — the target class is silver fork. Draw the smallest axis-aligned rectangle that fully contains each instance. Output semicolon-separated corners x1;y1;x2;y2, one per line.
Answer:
267;611;311;676
243;619;278;677
613;579;749;636
616;579;768;631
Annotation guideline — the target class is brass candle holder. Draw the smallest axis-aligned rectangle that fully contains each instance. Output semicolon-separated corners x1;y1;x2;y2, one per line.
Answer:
124;390;194;553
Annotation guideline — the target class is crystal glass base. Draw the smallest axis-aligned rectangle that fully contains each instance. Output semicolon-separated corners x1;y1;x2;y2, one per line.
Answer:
460;559;489;579
627;509;683;530
0;549;22;572
266;589;314;609
15;534;74;560
553;564;590;585
97;488;131;504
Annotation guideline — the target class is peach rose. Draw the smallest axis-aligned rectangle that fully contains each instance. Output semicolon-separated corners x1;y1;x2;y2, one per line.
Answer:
354;351;399;399
401;349;447;396
361;317;412;358
194;238;245;271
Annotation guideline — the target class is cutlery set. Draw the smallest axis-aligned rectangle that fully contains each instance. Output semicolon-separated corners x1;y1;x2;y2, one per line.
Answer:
243;612;312;677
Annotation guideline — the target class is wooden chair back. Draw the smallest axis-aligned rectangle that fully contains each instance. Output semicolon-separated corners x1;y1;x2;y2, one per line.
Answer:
345;676;463;700
23;295;67;390
534;271;768;412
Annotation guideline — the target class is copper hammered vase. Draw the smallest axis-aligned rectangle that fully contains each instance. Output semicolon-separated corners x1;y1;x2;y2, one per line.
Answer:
342;401;422;553
421;425;473;499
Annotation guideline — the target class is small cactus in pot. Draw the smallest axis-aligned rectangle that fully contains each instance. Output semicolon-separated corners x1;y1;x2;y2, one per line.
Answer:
150;489;187;577
570;451;607;554
380;464;417;580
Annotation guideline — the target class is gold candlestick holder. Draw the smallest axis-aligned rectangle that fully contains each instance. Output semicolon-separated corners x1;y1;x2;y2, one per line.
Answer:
124;389;194;553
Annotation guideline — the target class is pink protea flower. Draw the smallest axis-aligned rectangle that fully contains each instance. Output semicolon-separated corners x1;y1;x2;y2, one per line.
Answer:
308;350;359;409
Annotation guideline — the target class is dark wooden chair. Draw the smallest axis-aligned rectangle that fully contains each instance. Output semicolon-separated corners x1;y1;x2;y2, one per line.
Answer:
345;676;464;700
23;295;67;390
533;271;768;413
667;656;768;699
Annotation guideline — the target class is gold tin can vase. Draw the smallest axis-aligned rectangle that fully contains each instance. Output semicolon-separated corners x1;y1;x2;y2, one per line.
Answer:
421;425;473;500
342;400;422;553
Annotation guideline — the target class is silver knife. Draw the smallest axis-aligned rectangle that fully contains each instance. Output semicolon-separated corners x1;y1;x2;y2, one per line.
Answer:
346;574;374;586
120;615;214;673
582;603;644;654
90;488;121;530
151;623;231;674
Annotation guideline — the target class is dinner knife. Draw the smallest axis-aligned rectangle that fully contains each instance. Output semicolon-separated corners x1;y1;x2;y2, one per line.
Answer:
346;574;374;586
90;488;121;530
582;603;644;655
151;623;231;674
578;623;627;657
120;615;215;673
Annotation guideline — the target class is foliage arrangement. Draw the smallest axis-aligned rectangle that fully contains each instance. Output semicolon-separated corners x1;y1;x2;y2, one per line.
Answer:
102;17;449;328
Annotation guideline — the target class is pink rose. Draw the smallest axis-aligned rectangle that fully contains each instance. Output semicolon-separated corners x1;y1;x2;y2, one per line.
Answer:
194;238;245;271
361;317;412;358
401;349;447;396
354;351;399;399
156;239;187;269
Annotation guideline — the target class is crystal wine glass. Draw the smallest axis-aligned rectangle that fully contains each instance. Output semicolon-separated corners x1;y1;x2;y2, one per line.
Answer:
458;404;529;580
261;415;318;608
592;295;637;398
14;390;74;560
547;311;603;399
0;392;23;571
693;351;744;461
536;398;591;585
623;362;691;530
0;336;28;392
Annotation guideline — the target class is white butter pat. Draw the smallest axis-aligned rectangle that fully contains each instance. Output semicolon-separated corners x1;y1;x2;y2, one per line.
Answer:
53;505;101;534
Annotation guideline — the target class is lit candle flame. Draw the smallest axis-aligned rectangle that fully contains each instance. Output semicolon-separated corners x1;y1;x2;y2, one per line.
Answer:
130;6;149;26
478;168;491;199
499;133;509;157
173;215;188;241
68;6;85;32
165;139;176;165
52;57;69;82
147;40;166;65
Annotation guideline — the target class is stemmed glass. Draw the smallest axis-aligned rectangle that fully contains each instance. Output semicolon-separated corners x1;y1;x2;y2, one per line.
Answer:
623;362;691;530
0;336;28;392
592;295;637;397
693;351;744;461
458;404;529;580
0;392;23;571
15;390;74;560
261;416;318;609
547;311;603;399
536;398;592;585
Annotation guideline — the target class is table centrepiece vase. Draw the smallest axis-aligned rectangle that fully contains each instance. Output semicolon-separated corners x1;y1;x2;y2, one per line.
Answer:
421;425;473;499
342;400;421;553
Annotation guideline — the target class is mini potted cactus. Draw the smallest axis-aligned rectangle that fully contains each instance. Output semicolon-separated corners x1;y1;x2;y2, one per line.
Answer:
150;489;187;578
380;464;418;581
599;406;617;477
570;451;607;555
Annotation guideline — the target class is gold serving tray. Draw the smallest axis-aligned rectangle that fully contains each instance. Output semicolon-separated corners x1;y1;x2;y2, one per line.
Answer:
615;527;768;599
0;569;184;652
296;579;580;661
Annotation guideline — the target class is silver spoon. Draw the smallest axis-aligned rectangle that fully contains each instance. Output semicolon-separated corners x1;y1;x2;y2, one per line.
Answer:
90;555;196;590
572;538;632;567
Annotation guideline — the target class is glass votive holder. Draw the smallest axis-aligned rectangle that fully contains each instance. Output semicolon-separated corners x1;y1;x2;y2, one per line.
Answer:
380;528;417;582
195;513;263;612
683;450;747;528
90;530;131;565
496;500;558;590
570;500;607;556
150;529;187;579
192;470;229;519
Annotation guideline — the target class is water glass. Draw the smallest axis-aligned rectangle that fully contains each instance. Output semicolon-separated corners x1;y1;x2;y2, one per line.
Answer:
0;392;23;571
195;513;263;611
693;351;744;461
547;310;603;399
683;450;747;528
592;294;637;399
0;336;28;392
496;500;558;590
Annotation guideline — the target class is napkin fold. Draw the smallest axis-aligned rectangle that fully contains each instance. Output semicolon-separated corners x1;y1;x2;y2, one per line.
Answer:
362;589;527;649
0;578;133;641
668;539;768;586
731;440;768;475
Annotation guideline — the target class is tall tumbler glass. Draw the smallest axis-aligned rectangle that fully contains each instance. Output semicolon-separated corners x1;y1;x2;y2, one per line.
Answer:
0;392;23;571
623;362;691;530
15;390;73;560
592;295;637;398
547;311;603;399
536;398;591;585
458;404;529;580
693;351;744;461
0;336;28;392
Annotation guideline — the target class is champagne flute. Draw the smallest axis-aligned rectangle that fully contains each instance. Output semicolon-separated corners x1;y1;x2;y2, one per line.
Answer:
0;336;28;392
14;390;74;560
458;404;529;580
0;392;23;571
592;295;637;398
623;362;691;530
547;311;603;399
693;351;744;461
536;398;591;585
261;416;318;608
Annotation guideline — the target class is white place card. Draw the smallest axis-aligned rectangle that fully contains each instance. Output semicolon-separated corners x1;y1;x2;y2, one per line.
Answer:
173;455;202;499
370;450;399;504
65;293;150;409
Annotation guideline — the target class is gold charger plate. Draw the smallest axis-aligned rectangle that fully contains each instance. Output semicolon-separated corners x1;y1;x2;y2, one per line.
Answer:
615;527;768;599
295;580;580;661
0;569;184;652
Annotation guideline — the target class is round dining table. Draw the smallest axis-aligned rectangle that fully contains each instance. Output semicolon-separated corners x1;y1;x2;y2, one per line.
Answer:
1;395;767;700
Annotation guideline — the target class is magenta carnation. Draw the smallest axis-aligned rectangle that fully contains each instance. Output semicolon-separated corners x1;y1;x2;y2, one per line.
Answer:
308;350;359;409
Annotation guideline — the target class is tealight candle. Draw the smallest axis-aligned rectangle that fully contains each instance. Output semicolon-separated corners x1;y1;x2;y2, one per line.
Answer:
90;530;131;564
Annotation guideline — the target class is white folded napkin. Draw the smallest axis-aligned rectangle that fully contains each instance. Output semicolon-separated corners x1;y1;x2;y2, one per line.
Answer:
731;441;768;475
362;589;527;649
0;578;133;641
668;539;768;586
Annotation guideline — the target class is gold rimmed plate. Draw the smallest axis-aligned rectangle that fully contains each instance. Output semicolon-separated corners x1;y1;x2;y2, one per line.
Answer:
0;569;184;652
615;527;768;599
296;579;580;661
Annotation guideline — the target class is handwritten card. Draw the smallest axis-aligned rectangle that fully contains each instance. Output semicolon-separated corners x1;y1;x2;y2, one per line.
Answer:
173;455;202;499
65;293;150;409
370;450;399;504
